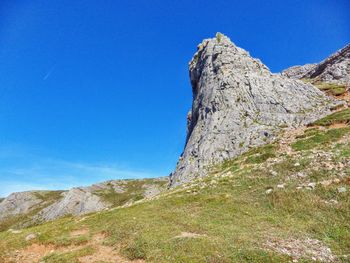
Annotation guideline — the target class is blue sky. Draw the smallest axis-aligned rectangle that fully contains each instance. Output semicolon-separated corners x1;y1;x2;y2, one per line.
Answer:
0;0;349;197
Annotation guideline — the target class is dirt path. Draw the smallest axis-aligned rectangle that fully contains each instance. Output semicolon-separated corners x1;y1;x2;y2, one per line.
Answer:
5;230;145;263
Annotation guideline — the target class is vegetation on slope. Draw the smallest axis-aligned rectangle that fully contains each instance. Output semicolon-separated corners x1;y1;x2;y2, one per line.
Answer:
312;108;350;127
0;179;168;233
95;178;168;207
0;191;64;232
314;82;347;96
301;79;348;97
0;114;349;262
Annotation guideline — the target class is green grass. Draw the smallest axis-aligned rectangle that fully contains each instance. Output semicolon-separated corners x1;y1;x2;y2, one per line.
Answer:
291;127;350;151
244;144;277;164
313;82;347;96
313;109;350;126
0;191;64;232
95;179;167;207
0;211;39;232
33;190;64;203
1;126;349;262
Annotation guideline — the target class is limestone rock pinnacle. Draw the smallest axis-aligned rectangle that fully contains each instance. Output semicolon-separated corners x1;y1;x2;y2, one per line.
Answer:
170;33;339;187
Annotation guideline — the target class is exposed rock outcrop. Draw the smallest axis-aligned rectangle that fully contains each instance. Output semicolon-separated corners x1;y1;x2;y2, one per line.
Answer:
281;64;316;79
0;192;43;220
0;178;168;228
282;44;350;85
35;188;108;221
170;33;339;187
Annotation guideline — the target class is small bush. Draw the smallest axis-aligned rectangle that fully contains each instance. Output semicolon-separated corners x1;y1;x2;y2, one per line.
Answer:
122;238;147;260
216;32;223;43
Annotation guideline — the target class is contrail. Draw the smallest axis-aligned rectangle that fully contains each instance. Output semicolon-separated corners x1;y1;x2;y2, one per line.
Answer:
43;65;56;80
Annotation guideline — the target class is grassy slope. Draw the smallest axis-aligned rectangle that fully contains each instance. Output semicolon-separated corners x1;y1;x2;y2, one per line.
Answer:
312;109;350;127
1;113;349;262
0;179;168;233
95;178;168;207
301;79;348;97
0;191;64;232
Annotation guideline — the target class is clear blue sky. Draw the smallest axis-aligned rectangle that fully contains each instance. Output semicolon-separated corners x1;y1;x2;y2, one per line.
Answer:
0;0;349;196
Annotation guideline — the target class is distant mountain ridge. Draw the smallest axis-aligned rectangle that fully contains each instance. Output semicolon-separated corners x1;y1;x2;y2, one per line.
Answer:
0;178;167;230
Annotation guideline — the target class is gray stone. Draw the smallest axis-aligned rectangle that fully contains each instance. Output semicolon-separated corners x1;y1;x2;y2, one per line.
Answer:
337;187;347;193
0;192;43;220
25;233;37;241
35;188;108;221
8;229;22;234
170;33;338;187
282;64;316;79
1;177;168;225
86;180;126;193
265;189;273;194
308;182;317;189
283;44;350;85
270;170;278;176
143;184;163;199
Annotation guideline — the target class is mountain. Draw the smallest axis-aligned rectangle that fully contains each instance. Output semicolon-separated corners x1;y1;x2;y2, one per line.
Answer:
0;178;167;231
0;34;349;263
282;44;350;85
170;33;340;187
1;107;349;262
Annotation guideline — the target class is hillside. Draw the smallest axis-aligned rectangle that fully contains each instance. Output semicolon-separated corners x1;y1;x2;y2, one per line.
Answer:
1;34;349;263
0;108;349;262
0;178;168;232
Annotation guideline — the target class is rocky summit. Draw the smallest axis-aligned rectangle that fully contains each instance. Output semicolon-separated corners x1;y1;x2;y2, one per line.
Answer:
170;33;339;187
283;44;350;85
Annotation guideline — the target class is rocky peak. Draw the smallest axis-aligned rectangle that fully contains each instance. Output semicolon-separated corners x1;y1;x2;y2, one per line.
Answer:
283;44;350;85
170;33;339;187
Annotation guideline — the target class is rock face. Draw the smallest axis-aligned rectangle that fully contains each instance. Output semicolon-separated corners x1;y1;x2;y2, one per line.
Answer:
0;192;42;220
34;178;167;221
281;64;316;79
282;44;350;85
169;33;339;187
35;188;108;221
